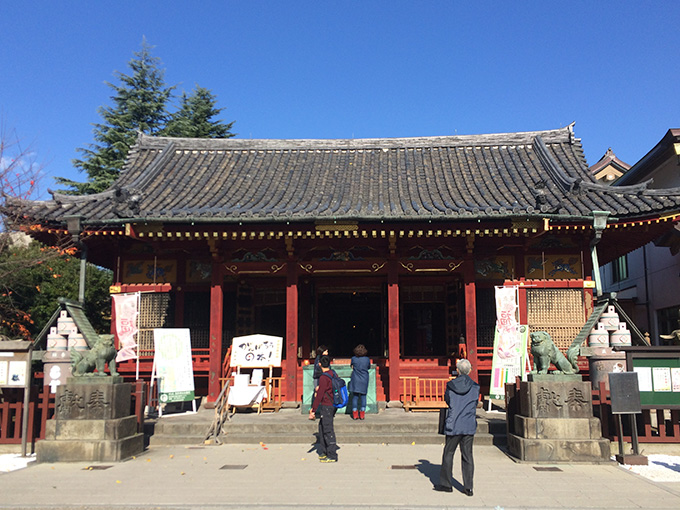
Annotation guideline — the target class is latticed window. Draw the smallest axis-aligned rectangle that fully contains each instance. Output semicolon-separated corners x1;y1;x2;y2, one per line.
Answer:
137;293;174;354
527;289;585;350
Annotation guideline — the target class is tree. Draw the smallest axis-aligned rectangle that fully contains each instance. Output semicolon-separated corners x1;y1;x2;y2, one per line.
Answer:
57;40;236;195
5;242;112;336
163;85;235;139
56;39;174;194
0;123;76;338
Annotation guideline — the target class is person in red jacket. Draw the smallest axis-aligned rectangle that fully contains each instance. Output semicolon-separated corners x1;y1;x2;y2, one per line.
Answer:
308;355;338;462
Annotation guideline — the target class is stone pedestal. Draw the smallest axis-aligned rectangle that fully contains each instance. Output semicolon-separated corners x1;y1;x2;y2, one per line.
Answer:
36;378;144;463
507;377;610;463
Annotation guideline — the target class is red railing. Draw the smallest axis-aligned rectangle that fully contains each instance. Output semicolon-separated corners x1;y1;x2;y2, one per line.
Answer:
593;381;680;443
0;381;147;446
506;377;680;444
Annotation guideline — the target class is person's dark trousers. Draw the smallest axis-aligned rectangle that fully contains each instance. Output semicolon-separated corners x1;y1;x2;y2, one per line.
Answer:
439;434;474;491
317;405;338;460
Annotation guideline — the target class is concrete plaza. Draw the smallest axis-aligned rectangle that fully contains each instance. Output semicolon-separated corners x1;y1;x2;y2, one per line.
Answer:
1;440;679;510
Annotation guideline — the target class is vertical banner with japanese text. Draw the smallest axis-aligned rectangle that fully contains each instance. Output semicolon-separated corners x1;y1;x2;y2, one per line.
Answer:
489;286;529;399
153;328;195;403
113;293;139;362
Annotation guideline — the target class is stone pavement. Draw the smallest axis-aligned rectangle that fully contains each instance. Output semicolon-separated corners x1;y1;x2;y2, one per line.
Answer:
1;441;679;509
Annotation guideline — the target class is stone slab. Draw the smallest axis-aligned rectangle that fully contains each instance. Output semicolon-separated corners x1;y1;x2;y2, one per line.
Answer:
36;433;144;463
45;415;138;441
54;382;131;420
514;415;602;440
67;375;124;385
507;433;611;462
519;380;593;419
527;373;583;382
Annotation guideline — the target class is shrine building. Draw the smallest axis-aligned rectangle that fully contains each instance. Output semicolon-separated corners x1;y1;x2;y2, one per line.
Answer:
14;125;680;404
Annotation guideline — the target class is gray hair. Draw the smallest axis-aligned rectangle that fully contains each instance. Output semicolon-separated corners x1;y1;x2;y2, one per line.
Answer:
456;358;472;375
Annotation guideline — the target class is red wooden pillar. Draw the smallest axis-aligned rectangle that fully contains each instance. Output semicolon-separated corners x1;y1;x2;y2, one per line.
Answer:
463;258;479;383
387;260;401;402
207;261;224;402
285;264;299;402
517;279;528;325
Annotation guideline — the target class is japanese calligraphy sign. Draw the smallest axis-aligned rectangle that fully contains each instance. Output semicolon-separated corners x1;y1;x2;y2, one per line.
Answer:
153;329;195;403
113;293;139;362
489;286;528;399
230;334;283;368
521;380;593;419
54;382;131;420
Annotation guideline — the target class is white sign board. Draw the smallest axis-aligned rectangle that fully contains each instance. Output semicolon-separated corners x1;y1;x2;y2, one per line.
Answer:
230;334;283;368
153;329;195;403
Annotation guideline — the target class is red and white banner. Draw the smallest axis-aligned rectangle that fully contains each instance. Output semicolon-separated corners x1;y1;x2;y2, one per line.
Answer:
113;293;139;362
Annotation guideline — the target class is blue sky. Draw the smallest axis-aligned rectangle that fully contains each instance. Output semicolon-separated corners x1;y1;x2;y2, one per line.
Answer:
1;1;679;197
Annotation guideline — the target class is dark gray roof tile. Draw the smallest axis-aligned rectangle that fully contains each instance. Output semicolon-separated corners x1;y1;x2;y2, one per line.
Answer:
12;126;680;227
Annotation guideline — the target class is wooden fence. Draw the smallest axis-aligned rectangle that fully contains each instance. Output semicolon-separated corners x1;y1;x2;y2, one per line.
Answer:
592;381;680;443
400;376;451;411
506;377;679;444
0;381;147;446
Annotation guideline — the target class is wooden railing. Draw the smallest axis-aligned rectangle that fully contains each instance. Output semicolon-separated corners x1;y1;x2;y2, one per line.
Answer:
0;381;147;446
506;377;680;444
400;376;452;411
593;381;680;443
262;377;283;412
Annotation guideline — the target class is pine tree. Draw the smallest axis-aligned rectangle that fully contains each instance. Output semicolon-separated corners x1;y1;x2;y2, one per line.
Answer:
163;85;235;139
57;39;174;194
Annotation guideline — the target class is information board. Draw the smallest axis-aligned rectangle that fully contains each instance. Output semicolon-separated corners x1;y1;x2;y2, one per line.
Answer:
630;356;680;408
0;352;29;388
609;372;642;414
153;329;195;403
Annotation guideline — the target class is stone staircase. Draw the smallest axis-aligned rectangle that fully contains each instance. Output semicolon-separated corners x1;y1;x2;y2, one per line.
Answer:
147;407;508;447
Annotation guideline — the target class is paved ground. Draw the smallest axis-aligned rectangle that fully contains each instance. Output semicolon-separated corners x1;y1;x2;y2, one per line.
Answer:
1;441;679;510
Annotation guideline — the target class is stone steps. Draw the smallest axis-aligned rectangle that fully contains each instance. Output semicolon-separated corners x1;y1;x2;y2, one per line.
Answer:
148;408;508;447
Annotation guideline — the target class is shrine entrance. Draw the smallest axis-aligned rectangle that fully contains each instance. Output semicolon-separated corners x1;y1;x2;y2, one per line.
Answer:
316;289;383;358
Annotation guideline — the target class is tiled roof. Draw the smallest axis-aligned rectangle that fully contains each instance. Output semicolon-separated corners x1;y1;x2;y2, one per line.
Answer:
15;126;680;226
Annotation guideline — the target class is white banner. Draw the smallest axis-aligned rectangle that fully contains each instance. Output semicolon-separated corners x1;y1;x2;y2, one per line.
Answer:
489;286;528;399
113;293;139;362
153;328;195;403
230;334;283;368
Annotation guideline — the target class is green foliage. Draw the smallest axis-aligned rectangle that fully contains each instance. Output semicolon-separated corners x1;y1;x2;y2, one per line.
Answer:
57;39;235;195
164;86;235;139
0;241;112;338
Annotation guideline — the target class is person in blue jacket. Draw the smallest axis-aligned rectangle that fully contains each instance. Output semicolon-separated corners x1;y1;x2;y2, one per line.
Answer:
434;358;480;496
349;344;370;419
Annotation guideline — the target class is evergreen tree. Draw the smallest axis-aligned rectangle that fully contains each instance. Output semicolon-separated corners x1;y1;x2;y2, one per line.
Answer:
57;39;174;194
163;85;235;139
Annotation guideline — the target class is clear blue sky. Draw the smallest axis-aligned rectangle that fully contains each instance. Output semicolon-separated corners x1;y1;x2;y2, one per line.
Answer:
2;1;679;196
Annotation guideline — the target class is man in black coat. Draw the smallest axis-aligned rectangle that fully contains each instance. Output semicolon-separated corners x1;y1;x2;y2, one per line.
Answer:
434;358;480;496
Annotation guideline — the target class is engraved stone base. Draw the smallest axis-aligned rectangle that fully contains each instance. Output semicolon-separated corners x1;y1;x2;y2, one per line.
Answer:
36;381;144;463
36;433;144;463
508;434;611;463
514;416;603;439
508;380;610;463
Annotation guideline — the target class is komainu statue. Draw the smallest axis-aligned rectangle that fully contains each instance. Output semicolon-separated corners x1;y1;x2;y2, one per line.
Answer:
71;334;118;377
530;331;579;374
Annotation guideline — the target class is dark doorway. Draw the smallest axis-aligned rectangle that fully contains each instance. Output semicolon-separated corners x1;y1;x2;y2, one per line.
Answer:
317;291;382;358
402;302;446;356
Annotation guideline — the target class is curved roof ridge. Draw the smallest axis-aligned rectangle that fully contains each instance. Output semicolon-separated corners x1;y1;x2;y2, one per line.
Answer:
135;126;574;151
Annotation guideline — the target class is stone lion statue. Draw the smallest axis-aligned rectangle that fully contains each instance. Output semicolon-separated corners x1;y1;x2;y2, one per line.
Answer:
71;334;118;377
530;331;579;374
